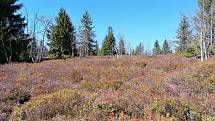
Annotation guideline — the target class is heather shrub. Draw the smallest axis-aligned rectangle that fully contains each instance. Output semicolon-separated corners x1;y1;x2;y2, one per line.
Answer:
70;70;83;82
97;103;123;114
59;70;83;83
170;63;215;95
0;102;13;121
201;115;215;121
80;80;96;90
145;56;185;74
6;89;31;105
81;80;124;91
1;55;215;120
0;89;31;120
145;99;202;121
17;74;28;81
102;80;124;91
135;61;147;68
96;102;145;119
95;91;146;119
9;89;96;121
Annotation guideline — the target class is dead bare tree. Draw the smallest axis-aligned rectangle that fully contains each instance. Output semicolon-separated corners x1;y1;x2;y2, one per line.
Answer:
36;16;52;62
26;10;52;63
28;11;39;63
198;0;214;61
200;0;215;61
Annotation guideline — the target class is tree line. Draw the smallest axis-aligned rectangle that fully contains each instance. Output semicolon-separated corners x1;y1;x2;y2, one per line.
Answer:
0;0;214;64
175;0;215;61
48;9;129;58
0;0;125;64
0;0;172;64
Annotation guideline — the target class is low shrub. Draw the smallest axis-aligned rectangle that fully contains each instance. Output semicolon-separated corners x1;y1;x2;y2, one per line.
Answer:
0;102;13;121
9;89;96;121
97;102;145;119
95;91;146;119
80;80;124;91
170;63;215;95
182;47;197;58
135;61;147;69
0;89;31;120
145;99;202;121
71;70;83;82
103;80;124;91
6;89;31;105
60;70;83;82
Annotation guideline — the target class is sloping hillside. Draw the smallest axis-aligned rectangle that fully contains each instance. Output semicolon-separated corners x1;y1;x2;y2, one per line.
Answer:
0;55;215;120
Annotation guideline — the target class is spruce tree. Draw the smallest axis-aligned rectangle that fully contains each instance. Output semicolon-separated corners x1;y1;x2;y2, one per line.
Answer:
153;40;161;55
79;11;96;57
176;15;192;53
118;36;126;55
135;42;144;55
162;39;171;54
0;0;28;64
49;8;76;58
94;40;99;55
101;27;116;55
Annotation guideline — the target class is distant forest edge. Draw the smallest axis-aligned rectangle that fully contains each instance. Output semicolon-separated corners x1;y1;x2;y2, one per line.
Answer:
0;0;215;64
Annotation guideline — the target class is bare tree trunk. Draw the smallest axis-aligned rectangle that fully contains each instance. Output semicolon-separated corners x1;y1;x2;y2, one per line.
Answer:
38;17;52;61
210;12;213;56
8;39;12;64
200;32;204;62
210;5;214;56
200;3;204;62
1;39;9;63
200;0;208;61
203;38;208;60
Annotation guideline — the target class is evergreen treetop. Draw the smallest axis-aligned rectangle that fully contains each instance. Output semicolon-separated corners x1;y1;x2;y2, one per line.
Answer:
153;40;161;55
101;26;116;55
79;11;96;57
176;15;192;53
135;42;144;55
162;39;171;54
49;8;76;58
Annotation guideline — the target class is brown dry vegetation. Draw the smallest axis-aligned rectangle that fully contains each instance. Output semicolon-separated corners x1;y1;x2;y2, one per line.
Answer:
0;55;215;121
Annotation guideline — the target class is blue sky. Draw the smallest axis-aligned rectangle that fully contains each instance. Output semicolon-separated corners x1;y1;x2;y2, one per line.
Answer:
20;0;198;51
